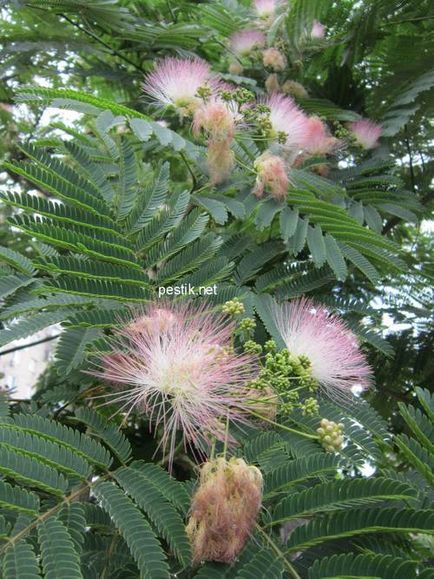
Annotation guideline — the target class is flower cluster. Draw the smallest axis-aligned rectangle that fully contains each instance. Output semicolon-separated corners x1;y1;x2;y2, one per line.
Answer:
186;457;263;563
142;30;382;190
92;302;257;466
247;340;318;417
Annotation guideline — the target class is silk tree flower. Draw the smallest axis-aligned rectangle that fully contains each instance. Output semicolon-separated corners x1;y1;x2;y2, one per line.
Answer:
192;98;237;144
262;47;287;71
253;151;289;200
254;0;277;18
311;20;326;39
349;119;382;150
91;302;258;465
186;457;263;563
271;298;371;399
192;98;239;183
142;57;220;116
263;93;311;151
230;29;266;57
302;116;340;156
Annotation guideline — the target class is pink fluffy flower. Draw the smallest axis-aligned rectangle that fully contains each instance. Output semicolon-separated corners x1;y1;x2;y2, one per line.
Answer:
264;93;310;151
272;298;372;399
302;116;340;155
311;20;326;39
254;0;277;18
253;151;289;200
192;98;239;183
349;119;382;150
192;98;237;144
230;29;266;56
142;57;220;115
91;302;257;464
262;47;287;71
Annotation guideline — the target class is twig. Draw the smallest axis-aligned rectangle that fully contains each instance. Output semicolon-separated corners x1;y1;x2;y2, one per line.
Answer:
255;524;302;579
247;409;318;440
59;13;146;74
0;334;59;357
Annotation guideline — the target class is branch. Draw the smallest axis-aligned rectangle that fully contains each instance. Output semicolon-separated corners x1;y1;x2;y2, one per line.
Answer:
0;334;59;357
59;14;146;74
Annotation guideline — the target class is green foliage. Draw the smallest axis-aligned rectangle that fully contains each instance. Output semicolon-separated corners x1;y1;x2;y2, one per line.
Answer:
0;0;432;577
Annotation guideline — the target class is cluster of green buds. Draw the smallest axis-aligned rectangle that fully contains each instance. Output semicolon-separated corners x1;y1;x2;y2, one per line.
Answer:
302;397;319;416
243;104;275;139
317;419;344;453
332;121;350;141
222;298;245;316
246;339;319;416
238;317;256;340
220;87;254;105
196;84;213;101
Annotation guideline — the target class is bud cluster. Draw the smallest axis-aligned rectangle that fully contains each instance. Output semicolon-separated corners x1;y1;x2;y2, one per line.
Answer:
317;418;344;453
246;340;319;416
222;298;245;316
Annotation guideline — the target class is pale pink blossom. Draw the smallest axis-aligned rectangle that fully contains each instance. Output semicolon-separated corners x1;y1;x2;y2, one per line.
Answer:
253;151;289;200
207;140;235;184
254;0;278;18
230;29;266;56
349;119;382;150
263;93;311;151
192;98;237;144
142;57;220;115
192;98;240;183
302;116;340;155
272;298;372;399
311;20;326;39
262;47;287;71
91;302;257;465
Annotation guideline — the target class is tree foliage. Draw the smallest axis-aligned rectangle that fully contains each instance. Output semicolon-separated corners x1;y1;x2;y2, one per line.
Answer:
0;0;432;577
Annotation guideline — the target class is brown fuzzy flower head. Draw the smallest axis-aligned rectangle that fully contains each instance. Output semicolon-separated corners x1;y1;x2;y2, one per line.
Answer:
186;457;263;563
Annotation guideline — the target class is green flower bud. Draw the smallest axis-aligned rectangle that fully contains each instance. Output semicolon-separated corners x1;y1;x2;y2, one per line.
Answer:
317;419;344;453
222;298;245;316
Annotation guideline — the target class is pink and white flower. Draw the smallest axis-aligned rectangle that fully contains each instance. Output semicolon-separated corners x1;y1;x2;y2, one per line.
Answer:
91;302;257;464
349;119;382;150
230;29;266;56
254;0;278;18
192;97;240;183
142;57;220;115
311;20;326;39
302;116;340;155
272;298;372;398
192;98;237;144
253;151;289;200
263;93;311;151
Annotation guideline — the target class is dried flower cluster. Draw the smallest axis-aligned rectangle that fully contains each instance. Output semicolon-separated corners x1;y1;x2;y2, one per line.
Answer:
186;457;263;563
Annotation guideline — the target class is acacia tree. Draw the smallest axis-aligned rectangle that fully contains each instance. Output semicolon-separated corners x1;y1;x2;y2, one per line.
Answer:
0;1;433;577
